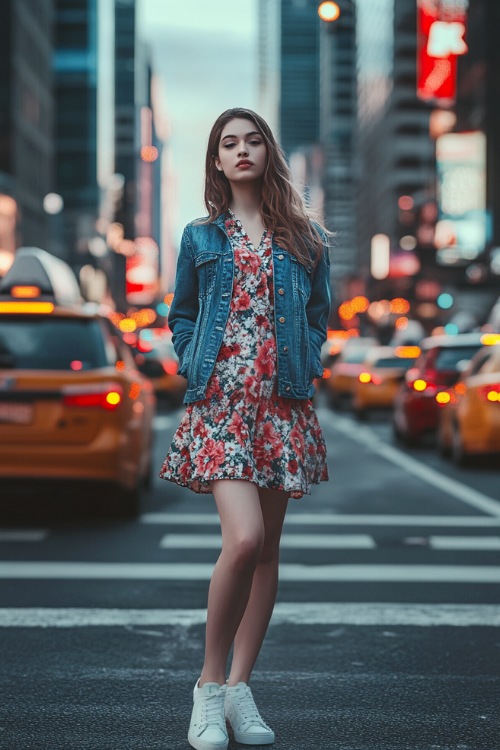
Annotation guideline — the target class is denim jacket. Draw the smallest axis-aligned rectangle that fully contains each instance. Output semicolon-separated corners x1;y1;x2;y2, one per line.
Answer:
168;215;331;404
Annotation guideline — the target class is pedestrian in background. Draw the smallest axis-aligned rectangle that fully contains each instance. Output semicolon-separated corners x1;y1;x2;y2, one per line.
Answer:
160;107;331;750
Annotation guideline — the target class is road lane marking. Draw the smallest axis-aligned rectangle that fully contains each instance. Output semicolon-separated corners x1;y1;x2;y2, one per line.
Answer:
0;530;48;542
142;512;500;527
429;536;500;550
159;533;375;549
329;412;500;518
1;562;500;582
0;603;499;628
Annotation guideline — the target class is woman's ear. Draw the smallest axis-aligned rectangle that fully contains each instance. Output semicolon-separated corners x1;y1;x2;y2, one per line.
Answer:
214;156;223;172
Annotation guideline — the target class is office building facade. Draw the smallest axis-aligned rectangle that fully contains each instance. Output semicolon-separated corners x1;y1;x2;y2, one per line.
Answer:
0;0;54;256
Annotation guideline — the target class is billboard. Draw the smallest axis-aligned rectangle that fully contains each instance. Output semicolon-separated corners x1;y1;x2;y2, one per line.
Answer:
435;131;488;265
417;0;469;104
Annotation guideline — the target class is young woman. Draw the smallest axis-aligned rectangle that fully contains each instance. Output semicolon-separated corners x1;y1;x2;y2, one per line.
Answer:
160;108;331;750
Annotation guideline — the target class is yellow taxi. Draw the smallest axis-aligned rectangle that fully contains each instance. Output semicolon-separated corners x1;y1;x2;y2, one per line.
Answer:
325;336;377;408
352;345;420;419
437;339;500;465
0;247;156;516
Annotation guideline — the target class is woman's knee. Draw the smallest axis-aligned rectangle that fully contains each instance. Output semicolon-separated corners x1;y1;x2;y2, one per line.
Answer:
225;530;265;569
258;535;281;565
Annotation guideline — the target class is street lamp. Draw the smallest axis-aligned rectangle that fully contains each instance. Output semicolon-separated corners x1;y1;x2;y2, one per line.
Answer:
318;1;341;22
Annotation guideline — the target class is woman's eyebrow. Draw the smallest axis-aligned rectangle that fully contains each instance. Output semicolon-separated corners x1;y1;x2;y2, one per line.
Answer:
221;131;261;141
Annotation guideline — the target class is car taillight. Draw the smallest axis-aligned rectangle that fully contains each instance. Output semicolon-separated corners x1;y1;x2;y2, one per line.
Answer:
63;383;123;410
480;385;500;402
435;391;451;405
162;360;178;375
359;371;372;383
411;376;437;395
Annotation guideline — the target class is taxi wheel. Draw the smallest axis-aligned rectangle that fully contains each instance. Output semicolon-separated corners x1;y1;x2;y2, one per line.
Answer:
112;485;142;518
451;422;469;467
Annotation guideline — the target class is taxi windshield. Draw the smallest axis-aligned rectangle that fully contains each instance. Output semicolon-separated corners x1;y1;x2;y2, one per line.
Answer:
0;316;109;370
373;357;413;368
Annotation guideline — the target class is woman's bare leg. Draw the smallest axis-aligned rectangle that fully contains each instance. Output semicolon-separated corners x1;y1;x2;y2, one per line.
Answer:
199;479;265;686
227;488;289;686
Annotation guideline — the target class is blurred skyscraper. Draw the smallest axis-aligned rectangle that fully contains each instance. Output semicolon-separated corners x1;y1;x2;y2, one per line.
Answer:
52;0;164;309
54;0;101;263
319;1;358;296
0;0;54;256
259;0;359;302
356;0;435;289
259;0;320;153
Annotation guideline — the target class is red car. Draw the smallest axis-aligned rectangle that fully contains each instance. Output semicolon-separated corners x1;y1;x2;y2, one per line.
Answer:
392;332;484;444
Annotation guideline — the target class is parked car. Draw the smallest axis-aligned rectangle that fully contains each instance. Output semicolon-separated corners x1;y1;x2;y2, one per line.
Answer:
0;248;156;516
437;343;500;465
392;332;484;444
352;345;420;419
131;329;186;407
325;336;377;408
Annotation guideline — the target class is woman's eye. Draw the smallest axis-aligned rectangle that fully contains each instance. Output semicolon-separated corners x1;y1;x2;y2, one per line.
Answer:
224;143;236;149
249;140;262;146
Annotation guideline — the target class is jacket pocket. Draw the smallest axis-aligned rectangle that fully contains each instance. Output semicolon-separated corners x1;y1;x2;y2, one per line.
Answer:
194;250;223;298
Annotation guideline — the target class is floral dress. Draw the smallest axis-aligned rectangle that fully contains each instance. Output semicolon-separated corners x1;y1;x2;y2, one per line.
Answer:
159;212;328;499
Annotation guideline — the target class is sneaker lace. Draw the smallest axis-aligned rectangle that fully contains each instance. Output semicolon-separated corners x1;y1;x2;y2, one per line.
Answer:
235;687;269;728
200;690;225;726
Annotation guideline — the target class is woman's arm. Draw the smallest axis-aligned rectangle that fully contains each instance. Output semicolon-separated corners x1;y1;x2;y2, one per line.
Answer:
306;241;331;378
167;226;199;377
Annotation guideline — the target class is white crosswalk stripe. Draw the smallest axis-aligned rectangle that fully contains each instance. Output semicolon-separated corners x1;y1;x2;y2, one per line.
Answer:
159;533;376;549
1;603;499;628
0;529;49;542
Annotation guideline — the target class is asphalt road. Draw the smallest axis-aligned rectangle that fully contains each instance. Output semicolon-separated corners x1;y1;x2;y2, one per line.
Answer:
1;394;499;750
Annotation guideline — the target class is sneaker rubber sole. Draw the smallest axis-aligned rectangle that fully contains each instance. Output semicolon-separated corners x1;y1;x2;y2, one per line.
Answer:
187;731;229;750
231;727;275;745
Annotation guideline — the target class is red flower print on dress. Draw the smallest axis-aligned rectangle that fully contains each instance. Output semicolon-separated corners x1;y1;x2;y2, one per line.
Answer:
195;438;226;475
218;343;241;361
255;314;270;330
288;458;299;475
256;272;268;298
245;252;261;275
243;375;260;405
227;411;250;447
290;424;305;455
255;338;275;378
205;373;223;400
231;286;251;312
255;421;283;460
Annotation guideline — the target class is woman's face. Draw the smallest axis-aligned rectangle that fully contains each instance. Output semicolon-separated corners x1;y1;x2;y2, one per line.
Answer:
215;118;267;183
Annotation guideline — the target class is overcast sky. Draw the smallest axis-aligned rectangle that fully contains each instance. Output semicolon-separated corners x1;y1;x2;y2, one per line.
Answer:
138;0;258;241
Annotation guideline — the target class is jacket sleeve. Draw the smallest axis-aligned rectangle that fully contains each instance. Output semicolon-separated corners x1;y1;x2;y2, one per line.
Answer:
167;226;199;378
306;239;331;378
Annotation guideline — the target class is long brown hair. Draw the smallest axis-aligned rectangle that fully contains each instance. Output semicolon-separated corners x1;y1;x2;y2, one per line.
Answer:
203;107;327;268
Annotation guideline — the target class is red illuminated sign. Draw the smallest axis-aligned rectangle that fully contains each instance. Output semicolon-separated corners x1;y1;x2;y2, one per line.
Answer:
417;0;468;104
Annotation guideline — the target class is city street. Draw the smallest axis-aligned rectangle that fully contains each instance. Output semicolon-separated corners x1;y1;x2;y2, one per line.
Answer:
1;396;499;750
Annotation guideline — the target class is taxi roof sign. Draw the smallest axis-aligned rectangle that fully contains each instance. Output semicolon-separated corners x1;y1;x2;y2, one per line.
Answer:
0;247;82;307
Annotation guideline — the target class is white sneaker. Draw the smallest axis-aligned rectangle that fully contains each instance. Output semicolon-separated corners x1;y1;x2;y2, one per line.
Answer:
188;680;228;750
225;682;275;745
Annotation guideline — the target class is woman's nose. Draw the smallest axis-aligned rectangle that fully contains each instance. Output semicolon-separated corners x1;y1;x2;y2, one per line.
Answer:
237;142;249;156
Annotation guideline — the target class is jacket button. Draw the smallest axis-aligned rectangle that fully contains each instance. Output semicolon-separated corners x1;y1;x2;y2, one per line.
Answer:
285;386;291;392
283;346;288;352
278;254;284;260
278;316;285;323
278;288;284;295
